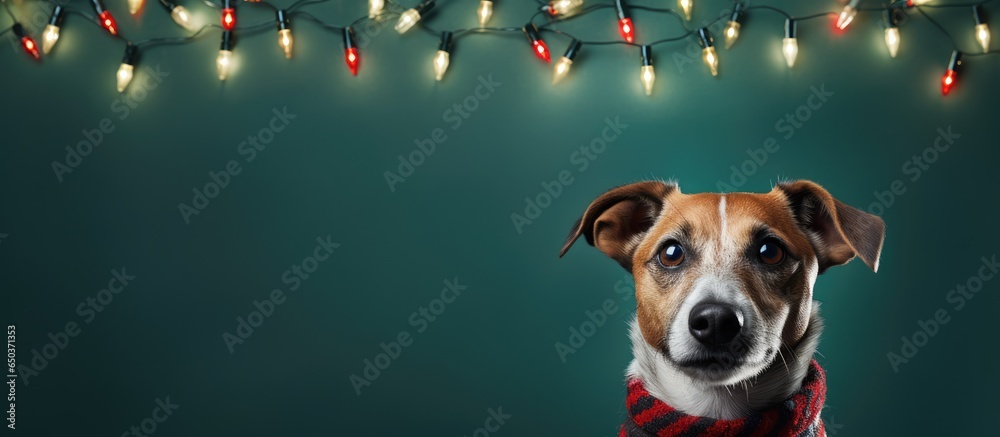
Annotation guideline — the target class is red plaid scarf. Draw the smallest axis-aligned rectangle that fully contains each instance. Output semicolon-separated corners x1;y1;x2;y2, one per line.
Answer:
621;360;826;437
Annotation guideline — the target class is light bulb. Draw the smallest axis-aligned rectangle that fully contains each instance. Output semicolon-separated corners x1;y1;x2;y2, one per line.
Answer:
837;0;859;30
12;24;40;60
217;31;234;81
724;21;740;49
548;0;583;16
974;7;990;53
343;27;360;76
884;27;900;58
128;0;143;15
678;0;692;21
369;0;384;19
976;23;991;52
222;0;236;31
433;50;450;81
618;18;635;43
696;28;717;76
783;38;798;67
42;25;59;54
723;3;744;49
907;0;932;5
523;23;551;62
117;45;138;92
783;19;798;68
433;31;452;81
552;39;580;85
639;45;654;96
477;0;493;26
98;10;118;35
170;5;194;30
275;10;293;58
217;50;233;80
42;6;64;55
942;50;961;95
278;29;293;58
395;1;434;34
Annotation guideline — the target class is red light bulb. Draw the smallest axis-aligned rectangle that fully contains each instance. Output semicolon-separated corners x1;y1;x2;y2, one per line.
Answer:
21;36;40;59
618;18;635;43
99;10;118;35
941;69;957;96
345;47;359;76
532;40;550;62
222;8;236;31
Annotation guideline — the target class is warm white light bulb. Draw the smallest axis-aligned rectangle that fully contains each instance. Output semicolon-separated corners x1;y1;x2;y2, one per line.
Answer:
42;24;60;55
724;21;740;49
678;0;692;21
702;46;718;76
552;56;572;85
548;0;583;16
117;63;134;92
909;0;931;4
278;29;293;58
217;49;233;80
640;65;655;96
976;23;990;52
884;27;900;58
369;0;384;19
782;37;798;68
837;5;857;30
128;0;143;15
395;9;421;33
171;5;194;30
478;0;493;26
433;50;450;81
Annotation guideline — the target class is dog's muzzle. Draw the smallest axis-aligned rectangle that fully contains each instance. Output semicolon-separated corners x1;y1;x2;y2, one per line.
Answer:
688;302;744;346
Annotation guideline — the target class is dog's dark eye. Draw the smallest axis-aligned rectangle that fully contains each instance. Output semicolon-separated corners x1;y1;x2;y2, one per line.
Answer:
658;242;685;267
757;238;785;265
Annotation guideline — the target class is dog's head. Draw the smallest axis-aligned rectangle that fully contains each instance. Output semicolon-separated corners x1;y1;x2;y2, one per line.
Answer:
561;180;884;385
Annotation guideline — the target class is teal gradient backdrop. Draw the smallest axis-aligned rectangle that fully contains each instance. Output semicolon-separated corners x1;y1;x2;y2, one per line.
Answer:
1;0;998;435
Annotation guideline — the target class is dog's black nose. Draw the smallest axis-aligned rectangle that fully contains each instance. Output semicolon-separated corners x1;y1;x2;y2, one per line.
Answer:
689;303;743;346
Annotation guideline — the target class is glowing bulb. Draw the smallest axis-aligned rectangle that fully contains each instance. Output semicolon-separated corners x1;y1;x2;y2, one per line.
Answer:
907;0;931;5
99;10;118;35
724;21;740;49
433;50;450;81
678;0;692;21
128;0;143;15
345;48;359;75
783;38;798;68
618;18;635;43
552;39;580;85
278;29;293;58
548;0;583;16
170;5;193;30
222;8;236;31
942;50;961;95
117;45;138;92
701;47;718;76
11;24;39;60
217;50;233;80
782;19;798;68
117;64;134;92
884;27;900;58
639;45;654;96
837;1;859;30
42;7;64;55
523;23;551;62
976;23;991;52
369;0;384;19
396;9;420;33
478;0;493;26
433;31;452;81
42;25;59;54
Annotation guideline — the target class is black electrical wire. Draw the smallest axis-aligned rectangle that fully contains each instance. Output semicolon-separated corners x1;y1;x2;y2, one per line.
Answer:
916;6;958;50
134;23;221;48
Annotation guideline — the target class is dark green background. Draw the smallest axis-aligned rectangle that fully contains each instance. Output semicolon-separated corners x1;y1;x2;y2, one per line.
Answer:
2;0;998;435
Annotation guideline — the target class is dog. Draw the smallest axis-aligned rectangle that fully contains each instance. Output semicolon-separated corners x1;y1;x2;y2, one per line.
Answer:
560;180;884;436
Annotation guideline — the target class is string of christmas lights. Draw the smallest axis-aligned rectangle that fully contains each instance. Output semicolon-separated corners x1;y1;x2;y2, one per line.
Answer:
1;0;997;96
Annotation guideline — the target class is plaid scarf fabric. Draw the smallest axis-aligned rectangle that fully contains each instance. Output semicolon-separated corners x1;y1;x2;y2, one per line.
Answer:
621;360;826;437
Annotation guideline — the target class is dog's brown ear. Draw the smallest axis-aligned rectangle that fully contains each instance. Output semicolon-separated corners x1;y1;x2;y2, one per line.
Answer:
560;181;677;269
775;180;885;274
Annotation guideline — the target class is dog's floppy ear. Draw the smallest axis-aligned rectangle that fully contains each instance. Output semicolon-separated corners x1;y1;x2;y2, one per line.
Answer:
775;180;885;274
560;181;677;270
